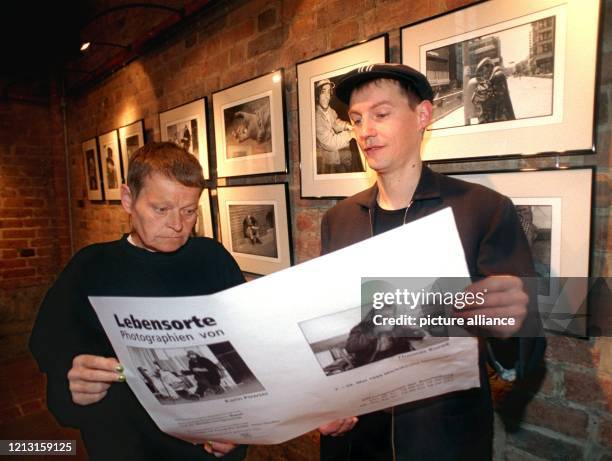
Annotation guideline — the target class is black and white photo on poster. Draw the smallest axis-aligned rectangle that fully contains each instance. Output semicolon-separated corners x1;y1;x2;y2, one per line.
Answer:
228;204;278;259
223;95;272;159
166;118;199;156
127;342;265;406
299;307;445;377
313;74;365;175
427;15;555;130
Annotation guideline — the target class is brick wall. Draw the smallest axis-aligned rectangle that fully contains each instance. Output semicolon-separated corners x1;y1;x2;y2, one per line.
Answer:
0;86;71;359
8;0;608;459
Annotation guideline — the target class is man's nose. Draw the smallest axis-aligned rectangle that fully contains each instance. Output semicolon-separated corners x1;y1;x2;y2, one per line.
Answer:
166;210;183;232
357;117;375;139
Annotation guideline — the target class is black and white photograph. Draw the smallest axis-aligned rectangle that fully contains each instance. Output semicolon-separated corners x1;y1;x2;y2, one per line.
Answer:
98;130;122;200
213;70;287;178
166;118;199;155
228;204;277;259
127;342;265;406
223;96;272;158
452;168;592;336
85;150;98;191
313;75;365;175
402;0;600;161
514;202;557;297
297;36;386;197
217;184;292;275
426;16;555;130
119;120;145;181
160;98;210;179
299;307;445;377
82;137;103;201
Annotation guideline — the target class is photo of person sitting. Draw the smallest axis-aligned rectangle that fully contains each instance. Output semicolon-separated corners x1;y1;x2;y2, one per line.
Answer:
243;214;262;244
153;362;199;401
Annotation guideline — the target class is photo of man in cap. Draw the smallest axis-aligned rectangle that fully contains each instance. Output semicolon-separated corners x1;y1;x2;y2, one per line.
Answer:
314;78;362;174
316;63;544;460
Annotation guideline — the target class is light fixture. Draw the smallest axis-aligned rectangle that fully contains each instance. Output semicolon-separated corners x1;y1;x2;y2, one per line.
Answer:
80;41;130;52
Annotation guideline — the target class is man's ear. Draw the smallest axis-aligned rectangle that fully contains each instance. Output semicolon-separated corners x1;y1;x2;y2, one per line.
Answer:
416;100;433;131
120;184;134;214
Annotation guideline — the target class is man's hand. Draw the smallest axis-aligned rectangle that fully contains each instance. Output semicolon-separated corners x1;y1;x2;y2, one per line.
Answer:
203;441;238;458
67;355;124;406
318;417;358;437
455;275;528;338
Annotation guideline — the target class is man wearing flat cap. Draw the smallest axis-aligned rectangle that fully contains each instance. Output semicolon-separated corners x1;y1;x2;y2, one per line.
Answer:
317;64;544;460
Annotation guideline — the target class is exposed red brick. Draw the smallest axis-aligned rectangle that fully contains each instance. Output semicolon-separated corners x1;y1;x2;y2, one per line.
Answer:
546;336;598;367
296;211;315;231
257;8;276;32
0;406;22;424
247;27;286;57
0;259;27;270
0;239;29;250
19;399;45;416
330;20;360;50
0;219;23;229
565;369;612;411
599;417;612;449
507;427;582;460
523;398;589;439
2;229;36;239
2;268;36;279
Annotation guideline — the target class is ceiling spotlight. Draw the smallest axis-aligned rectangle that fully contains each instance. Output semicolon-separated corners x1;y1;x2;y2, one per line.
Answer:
80;41;129;52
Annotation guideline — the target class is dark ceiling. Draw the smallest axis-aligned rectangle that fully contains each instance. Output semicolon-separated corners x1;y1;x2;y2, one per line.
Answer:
0;2;91;85
0;0;223;102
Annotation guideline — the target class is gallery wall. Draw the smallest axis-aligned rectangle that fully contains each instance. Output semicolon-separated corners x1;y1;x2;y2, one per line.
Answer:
0;0;610;458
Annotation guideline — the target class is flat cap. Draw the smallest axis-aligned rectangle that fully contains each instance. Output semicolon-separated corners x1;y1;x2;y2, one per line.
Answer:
335;63;434;105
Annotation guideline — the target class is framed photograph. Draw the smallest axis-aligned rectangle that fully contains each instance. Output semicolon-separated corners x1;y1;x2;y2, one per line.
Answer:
213;69;287;178
82;137;103;201
118;119;145;182
195;188;214;239
217;183;292;275
159;98;210;179
451;167;593;336
401;0;600;161
297;35;388;197
97;130;122;200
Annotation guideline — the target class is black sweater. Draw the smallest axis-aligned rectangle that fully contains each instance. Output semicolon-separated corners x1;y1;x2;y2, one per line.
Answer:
29;235;246;460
